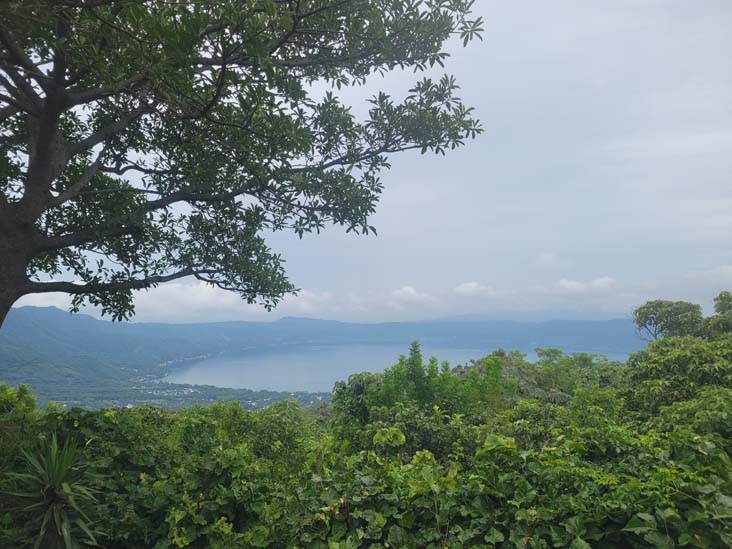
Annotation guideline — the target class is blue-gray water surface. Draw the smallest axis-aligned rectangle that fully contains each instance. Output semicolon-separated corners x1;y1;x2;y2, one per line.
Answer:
163;344;629;393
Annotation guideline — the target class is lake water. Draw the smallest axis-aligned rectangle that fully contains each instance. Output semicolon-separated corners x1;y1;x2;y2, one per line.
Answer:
163;345;488;392
163;344;630;393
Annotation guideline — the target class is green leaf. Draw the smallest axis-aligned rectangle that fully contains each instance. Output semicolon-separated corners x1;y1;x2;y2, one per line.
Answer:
484;528;504;544
623;513;657;534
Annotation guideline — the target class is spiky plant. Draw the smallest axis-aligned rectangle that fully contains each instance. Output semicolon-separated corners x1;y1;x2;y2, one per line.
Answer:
4;434;100;548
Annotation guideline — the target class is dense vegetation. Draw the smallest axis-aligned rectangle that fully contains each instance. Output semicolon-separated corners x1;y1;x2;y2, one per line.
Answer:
1;294;731;547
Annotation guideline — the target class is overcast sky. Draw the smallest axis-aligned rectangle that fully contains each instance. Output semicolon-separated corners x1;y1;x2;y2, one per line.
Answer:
18;0;732;323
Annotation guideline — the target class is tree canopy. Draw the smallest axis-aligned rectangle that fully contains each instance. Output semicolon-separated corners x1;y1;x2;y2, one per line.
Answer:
715;291;732;315
0;0;483;325
633;292;732;341
632;299;703;340
706;291;732;339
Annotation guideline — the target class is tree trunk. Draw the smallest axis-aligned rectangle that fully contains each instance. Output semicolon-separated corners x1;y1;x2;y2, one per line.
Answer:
0;256;25;327
0;290;17;328
0;209;33;328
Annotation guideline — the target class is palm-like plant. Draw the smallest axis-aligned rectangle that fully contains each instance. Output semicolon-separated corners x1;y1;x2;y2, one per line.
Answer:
4;434;100;548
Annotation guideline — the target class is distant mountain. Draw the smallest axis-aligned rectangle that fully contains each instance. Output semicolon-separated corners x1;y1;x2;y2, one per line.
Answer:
0;306;645;408
3;306;644;357
430;311;631;322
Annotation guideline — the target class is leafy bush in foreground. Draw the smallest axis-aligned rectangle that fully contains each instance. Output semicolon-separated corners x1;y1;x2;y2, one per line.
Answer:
4;434;99;548
1;336;731;547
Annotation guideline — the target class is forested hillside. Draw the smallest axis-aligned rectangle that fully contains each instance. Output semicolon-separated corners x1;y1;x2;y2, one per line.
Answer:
1;306;642;408
1;293;731;547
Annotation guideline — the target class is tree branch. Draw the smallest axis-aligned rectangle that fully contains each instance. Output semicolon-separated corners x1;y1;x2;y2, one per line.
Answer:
0;95;25;118
61;0;122;7
139;140;411;213
51;10;70;88
76;187;160;196
35;222;143;254
0;69;41;112
143;184;256;211
0;26;51;93
47;150;106;207
66;105;151;158
68;73;148;106
101;161;171;176
27;267;200;294
179;62;228;121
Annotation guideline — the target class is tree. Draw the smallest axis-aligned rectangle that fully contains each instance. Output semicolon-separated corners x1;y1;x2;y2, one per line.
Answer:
632;299;703;341
704;290;732;339
714;291;732;314
0;1;483;326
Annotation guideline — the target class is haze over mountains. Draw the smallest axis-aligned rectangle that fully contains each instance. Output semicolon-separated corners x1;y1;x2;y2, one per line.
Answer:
3;306;644;362
1;306;644;408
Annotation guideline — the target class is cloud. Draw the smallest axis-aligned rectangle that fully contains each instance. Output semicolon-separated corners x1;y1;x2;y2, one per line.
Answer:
4;275;635;323
454;281;496;298
282;290;333;315
13;283;442;323
391;285;435;304
12;264;728;323
556;276;616;294
133;284;338;321
131;282;261;322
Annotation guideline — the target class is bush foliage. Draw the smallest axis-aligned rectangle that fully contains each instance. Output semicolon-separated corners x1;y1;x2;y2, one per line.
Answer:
2;335;732;547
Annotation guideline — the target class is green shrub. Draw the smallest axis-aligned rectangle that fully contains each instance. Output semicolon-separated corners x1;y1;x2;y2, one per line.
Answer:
625;336;732;414
3;434;100;548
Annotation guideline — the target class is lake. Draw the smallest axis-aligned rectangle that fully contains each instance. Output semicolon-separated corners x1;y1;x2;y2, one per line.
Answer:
163;344;630;392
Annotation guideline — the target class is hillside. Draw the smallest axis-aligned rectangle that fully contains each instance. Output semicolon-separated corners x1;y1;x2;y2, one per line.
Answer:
0;306;644;408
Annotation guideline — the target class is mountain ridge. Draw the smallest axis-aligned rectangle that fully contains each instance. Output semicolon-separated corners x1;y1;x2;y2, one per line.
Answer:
0;306;645;408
